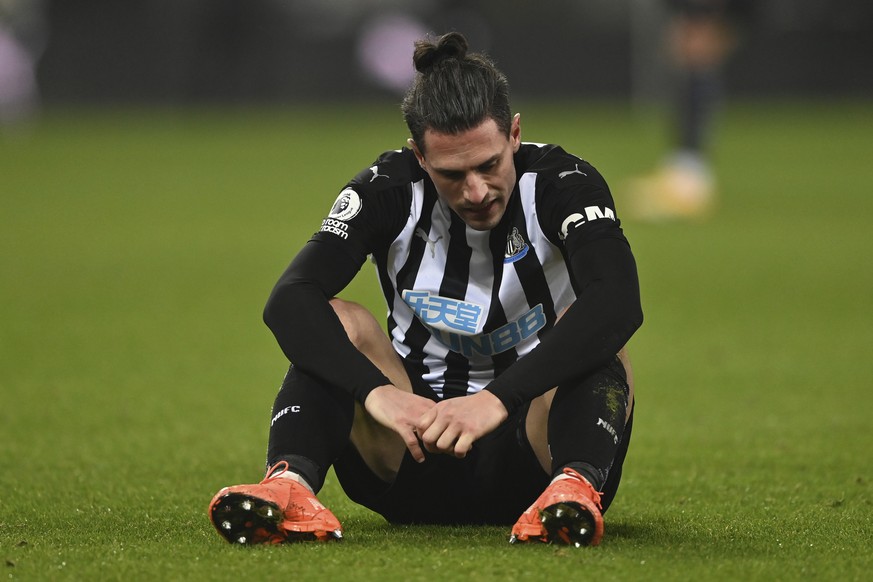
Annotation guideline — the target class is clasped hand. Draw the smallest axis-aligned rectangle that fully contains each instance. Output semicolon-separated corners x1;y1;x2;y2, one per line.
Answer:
364;386;509;462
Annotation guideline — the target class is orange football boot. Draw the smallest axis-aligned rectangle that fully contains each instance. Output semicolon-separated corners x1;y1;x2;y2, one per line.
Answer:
509;468;604;547
209;461;342;544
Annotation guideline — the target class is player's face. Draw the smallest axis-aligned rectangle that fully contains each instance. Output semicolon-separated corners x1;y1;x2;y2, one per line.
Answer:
411;114;521;231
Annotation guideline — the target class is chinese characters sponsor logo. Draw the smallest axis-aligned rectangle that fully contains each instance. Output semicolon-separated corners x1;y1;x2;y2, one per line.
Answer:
402;290;483;335
402;289;547;357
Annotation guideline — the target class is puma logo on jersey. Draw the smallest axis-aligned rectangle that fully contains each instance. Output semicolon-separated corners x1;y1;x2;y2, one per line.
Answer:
415;227;442;258
369;165;390;182
558;164;588;179
559;206;616;240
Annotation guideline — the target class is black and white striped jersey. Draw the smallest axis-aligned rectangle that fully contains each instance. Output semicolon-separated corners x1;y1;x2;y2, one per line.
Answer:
308;142;632;402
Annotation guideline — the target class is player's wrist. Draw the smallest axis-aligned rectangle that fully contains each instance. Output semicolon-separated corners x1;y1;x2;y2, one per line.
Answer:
478;389;509;420
362;383;396;407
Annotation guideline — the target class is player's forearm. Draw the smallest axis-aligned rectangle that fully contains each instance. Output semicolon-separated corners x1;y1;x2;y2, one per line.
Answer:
263;280;390;403
263;239;390;403
485;238;643;415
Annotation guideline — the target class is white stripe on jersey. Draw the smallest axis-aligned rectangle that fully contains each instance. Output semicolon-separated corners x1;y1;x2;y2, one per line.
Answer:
382;169;577;399
519;172;576;316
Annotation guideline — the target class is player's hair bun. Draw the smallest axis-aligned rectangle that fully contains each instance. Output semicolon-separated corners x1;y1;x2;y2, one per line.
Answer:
412;32;469;73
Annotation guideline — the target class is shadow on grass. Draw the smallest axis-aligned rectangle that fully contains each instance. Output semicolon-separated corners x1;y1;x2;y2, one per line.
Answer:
335;514;692;549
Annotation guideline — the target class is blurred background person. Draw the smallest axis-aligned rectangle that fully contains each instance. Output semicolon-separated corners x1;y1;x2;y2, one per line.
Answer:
625;0;754;222
0;0;47;126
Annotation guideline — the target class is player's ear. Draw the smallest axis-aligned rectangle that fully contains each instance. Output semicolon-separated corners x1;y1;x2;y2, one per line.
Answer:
510;113;521;153
408;138;426;167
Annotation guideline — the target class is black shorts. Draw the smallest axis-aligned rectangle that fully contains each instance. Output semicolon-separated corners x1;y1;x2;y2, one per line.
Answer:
333;358;634;526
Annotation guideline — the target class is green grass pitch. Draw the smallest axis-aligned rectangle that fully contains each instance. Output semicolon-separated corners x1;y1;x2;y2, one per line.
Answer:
1;100;871;580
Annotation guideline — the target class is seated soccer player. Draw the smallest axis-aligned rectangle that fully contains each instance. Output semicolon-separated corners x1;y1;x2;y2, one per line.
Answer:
209;31;643;547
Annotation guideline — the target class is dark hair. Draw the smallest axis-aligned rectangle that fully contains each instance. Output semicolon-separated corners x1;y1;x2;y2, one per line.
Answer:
401;32;511;154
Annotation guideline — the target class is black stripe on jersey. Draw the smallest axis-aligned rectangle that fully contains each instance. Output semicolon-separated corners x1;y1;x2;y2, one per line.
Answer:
486;224;518;379
440;211;474;398
385;185;439;383
395;185;436;295
373;186;416;339
383;185;431;336
376;244;401;339
399;310;437;384
508;218;558;337
441;212;473;299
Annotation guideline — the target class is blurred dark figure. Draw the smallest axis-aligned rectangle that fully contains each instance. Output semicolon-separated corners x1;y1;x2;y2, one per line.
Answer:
0;0;47;125
626;0;753;221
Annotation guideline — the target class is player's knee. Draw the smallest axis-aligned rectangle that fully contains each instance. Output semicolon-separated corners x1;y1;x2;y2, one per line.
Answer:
329;298;381;349
617;346;635;398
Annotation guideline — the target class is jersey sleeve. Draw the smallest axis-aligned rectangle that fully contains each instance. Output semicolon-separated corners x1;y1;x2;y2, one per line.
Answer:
264;239;391;403
534;156;628;249
263;150;415;403
309;151;413;264
485;236;642;414
484;151;642;414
